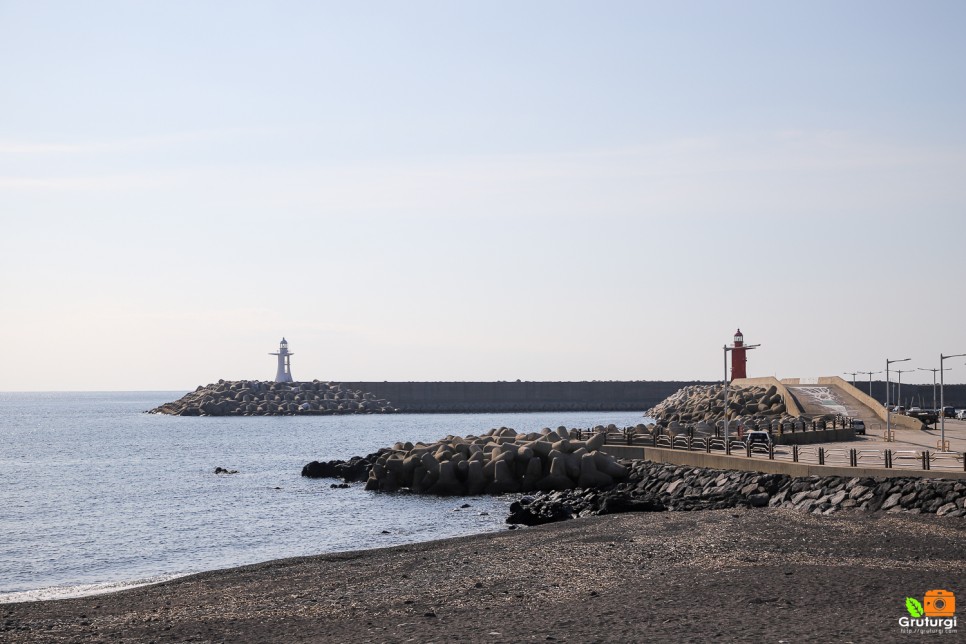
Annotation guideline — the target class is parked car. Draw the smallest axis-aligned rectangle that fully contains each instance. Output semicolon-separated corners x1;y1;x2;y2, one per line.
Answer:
746;430;773;447
941;406;955;418
957;410;966;420
852;419;866;435
908;409;939;424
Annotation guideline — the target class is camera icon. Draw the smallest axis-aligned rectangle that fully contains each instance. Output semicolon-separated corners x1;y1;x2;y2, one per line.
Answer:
924;590;955;617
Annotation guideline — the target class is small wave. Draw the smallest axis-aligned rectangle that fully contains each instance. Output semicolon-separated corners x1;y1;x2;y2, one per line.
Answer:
0;573;190;604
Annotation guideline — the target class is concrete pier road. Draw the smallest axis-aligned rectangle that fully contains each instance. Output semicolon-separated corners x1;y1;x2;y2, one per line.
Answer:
784;380;966;452
826;418;966;454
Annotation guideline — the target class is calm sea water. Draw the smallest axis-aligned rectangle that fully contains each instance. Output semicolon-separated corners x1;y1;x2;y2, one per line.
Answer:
0;392;646;603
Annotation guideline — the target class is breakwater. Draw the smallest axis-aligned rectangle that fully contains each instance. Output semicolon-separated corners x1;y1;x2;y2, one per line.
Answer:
646;382;804;429
302;426;634;495
339;381;711;413
643;383;857;441
150;380;712;415
507;461;966;525
149;380;397;415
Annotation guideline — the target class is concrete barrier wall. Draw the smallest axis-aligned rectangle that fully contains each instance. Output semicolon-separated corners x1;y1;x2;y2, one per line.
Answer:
601;445;966;480
774;428;854;445
339;381;713;413
818;376;924;431
730;376;804;416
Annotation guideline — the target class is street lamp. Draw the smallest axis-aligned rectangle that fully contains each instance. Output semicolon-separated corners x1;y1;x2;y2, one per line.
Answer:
859;371;882;397
917;367;950;411
722;341;760;445
893;368;913;409
844;372;860;388
939;352;966;451
886;358;911;436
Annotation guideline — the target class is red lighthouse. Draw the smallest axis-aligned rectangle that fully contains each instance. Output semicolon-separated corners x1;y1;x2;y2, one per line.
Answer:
731;329;747;381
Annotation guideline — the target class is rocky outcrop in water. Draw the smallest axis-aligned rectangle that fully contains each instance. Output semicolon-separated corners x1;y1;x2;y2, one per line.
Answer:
506;461;966;525
149;380;397;416
301;452;386;482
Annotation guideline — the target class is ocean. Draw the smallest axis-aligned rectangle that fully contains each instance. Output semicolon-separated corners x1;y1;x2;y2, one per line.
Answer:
0;391;646;603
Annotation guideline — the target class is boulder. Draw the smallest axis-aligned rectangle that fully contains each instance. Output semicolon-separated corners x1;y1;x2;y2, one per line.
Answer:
577;453;614;488
537;457;575;491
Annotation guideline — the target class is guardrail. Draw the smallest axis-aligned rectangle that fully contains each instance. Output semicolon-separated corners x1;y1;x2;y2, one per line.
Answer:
576;428;966;472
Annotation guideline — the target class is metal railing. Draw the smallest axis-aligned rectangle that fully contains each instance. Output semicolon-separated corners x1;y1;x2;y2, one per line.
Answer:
574;427;966;472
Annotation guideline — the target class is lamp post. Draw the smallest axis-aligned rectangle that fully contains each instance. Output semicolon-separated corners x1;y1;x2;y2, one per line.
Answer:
844;372;859;388
940;352;966;451
917;367;950;411
859;371;882;397
722;341;760;445
886;358;911;436
893;368;912;409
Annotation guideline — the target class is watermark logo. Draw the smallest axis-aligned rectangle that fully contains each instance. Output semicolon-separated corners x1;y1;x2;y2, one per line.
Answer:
907;597;925;618
900;590;957;635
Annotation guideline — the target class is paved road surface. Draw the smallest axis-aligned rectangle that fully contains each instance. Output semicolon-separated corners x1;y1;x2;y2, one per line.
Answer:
786;384;966;454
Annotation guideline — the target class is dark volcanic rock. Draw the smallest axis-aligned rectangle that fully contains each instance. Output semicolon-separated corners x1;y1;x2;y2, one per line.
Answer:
507;497;575;526
301;452;384;482
504;460;966;525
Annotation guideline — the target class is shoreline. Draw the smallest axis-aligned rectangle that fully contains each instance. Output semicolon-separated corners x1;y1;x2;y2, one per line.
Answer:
0;574;191;606
4;508;963;642
0;515;514;606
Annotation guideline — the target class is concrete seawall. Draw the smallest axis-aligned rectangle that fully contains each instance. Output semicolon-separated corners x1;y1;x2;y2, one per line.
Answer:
339;381;713;413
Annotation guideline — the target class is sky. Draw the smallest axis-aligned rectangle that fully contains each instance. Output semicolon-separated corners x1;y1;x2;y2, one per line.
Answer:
1;1;965;391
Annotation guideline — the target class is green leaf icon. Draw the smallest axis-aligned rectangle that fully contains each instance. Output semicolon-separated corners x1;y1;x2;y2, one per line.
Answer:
906;597;924;618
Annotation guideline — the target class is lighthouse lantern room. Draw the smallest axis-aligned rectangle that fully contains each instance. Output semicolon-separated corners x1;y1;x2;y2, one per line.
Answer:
270;338;294;383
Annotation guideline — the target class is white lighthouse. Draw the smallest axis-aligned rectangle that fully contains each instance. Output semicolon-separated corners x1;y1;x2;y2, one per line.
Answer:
270;338;294;383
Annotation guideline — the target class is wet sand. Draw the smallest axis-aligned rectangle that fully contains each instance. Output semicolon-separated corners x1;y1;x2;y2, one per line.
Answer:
3;508;963;643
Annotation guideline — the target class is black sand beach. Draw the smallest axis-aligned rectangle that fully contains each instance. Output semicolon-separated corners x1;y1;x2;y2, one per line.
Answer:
3;508;963;643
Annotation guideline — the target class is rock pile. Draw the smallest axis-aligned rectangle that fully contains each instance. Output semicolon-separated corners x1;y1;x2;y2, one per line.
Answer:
507;461;966;525
302;452;386;482
645;384;828;431
149;380;397;416
307;427;630;496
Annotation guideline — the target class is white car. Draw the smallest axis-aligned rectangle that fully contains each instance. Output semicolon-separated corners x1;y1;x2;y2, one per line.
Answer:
745;430;773;447
957;410;966;420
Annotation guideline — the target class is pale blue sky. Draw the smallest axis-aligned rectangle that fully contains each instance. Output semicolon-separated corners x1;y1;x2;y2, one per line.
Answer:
2;1;965;390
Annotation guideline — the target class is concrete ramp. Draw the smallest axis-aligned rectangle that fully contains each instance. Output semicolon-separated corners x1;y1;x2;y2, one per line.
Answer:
785;383;873;421
783;376;924;431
